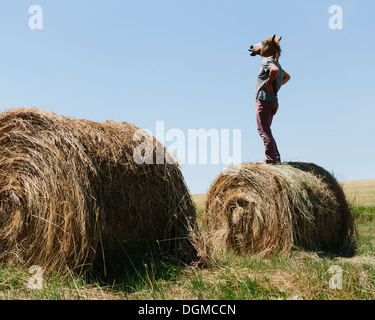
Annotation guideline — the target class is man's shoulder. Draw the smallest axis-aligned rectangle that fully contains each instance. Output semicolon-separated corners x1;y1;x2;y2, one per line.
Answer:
262;58;283;70
262;57;277;67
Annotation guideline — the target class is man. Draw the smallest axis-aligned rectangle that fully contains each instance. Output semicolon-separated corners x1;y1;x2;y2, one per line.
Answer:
249;35;291;164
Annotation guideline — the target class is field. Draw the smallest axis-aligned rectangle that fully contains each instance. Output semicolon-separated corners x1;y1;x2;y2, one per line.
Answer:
0;179;374;300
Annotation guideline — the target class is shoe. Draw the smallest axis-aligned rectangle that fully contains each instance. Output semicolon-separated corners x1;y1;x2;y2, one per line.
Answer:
256;160;276;165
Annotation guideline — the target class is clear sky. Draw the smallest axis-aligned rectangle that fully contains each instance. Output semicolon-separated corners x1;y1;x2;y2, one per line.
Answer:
1;0;374;194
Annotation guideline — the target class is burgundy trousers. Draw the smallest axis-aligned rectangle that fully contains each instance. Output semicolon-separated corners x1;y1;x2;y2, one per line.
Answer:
256;98;280;163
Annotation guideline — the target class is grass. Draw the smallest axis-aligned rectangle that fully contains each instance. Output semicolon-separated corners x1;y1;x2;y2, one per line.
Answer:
0;179;374;300
2;242;374;300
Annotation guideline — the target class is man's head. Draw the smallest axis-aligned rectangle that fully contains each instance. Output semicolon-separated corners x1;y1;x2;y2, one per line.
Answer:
249;35;282;61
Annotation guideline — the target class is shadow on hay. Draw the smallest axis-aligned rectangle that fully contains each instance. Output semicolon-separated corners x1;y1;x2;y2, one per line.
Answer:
285;161;358;257
87;221;211;285
87;247;189;290
290;238;358;259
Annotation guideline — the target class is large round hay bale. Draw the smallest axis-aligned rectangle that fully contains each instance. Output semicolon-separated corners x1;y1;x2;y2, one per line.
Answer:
204;162;356;256
0;107;203;273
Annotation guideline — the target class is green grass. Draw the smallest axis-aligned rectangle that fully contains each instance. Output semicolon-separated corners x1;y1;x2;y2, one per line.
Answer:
187;269;287;300
0;179;374;300
1;207;374;300
351;206;375;223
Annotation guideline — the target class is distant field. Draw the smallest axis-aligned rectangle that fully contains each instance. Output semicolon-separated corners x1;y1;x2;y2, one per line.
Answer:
191;193;207;213
340;179;375;207
192;179;375;210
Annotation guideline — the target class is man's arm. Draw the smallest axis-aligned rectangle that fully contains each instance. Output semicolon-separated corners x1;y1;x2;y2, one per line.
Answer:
282;70;291;86
263;65;279;95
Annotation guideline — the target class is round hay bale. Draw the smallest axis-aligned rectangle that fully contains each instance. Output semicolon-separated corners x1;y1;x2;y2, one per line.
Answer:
0;107;203;273
204;162;356;256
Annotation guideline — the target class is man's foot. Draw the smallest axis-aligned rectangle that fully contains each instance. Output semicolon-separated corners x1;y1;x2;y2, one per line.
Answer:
256;160;277;165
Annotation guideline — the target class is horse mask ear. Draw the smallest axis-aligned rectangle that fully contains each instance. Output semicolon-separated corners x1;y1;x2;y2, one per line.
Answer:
277;36;282;42
272;35;276;42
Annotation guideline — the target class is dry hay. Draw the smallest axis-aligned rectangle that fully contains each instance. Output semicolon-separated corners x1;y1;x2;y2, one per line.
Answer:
204;162;356;256
0;107;205;274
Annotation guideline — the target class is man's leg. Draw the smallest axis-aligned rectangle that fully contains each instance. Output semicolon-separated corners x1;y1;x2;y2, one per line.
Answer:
256;99;280;163
271;100;281;163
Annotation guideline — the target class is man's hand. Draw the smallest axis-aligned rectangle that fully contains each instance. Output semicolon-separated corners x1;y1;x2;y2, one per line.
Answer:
263;81;274;95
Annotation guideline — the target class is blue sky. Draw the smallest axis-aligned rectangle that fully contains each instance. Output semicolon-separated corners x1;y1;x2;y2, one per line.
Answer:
1;0;374;194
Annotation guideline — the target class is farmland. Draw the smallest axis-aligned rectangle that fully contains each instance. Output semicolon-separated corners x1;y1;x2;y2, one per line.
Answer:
0;179;374;300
